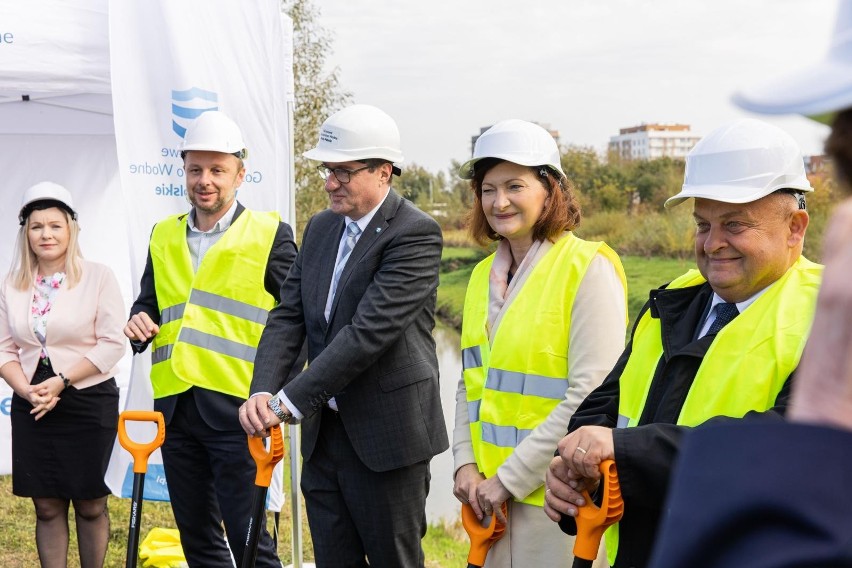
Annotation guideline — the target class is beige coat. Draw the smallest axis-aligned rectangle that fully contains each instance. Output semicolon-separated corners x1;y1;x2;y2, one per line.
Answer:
0;259;126;389
452;237;626;568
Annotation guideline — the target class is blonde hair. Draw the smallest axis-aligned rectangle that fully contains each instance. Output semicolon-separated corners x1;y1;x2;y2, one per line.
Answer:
11;208;83;290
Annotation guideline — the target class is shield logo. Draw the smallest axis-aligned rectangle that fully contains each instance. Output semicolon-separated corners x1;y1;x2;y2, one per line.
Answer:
171;87;218;138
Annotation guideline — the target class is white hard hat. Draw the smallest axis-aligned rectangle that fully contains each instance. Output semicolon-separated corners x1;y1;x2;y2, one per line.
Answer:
458;119;565;180
733;0;852;122
19;181;76;225
180;111;247;159
665;119;813;208
303;104;404;173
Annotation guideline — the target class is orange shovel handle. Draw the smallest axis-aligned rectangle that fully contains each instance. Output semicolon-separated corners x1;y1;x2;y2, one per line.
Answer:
247;425;285;487
462;501;508;567
573;459;624;561
117;410;165;474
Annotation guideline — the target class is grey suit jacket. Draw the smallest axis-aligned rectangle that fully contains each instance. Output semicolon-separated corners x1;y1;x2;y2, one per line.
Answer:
251;190;449;472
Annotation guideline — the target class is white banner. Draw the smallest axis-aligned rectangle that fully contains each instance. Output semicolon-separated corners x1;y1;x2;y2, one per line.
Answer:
105;0;293;510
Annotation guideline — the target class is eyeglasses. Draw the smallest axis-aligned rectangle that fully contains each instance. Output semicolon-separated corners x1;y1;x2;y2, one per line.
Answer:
316;164;371;184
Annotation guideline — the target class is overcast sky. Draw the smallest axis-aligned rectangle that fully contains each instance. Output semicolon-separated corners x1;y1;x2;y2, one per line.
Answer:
315;0;837;174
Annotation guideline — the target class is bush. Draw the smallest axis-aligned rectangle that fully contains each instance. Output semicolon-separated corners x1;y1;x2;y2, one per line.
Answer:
576;208;694;259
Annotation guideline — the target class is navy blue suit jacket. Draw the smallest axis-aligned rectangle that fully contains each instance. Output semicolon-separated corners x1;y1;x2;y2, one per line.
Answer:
650;422;852;567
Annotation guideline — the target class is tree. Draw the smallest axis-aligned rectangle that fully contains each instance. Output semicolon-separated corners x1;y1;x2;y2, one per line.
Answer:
624;156;685;210
283;0;351;234
561;146;628;214
433;160;476;230
394;164;436;203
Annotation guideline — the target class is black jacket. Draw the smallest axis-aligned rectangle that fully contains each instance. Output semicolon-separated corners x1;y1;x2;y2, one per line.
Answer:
560;281;791;568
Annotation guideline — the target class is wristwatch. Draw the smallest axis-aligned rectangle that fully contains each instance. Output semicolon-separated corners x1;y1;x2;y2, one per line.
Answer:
267;395;292;424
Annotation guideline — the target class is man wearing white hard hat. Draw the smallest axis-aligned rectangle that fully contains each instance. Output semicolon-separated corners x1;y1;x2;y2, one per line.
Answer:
650;1;852;565
240;103;449;566
123;111;297;567
544;118;823;568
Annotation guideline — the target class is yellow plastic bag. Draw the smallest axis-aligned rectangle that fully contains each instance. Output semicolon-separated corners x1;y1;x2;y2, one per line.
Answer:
138;527;188;568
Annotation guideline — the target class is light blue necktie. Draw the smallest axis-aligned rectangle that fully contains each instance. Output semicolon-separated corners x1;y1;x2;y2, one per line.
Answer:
329;221;362;307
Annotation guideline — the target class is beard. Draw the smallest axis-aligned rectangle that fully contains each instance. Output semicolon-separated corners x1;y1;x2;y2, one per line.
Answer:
189;190;227;214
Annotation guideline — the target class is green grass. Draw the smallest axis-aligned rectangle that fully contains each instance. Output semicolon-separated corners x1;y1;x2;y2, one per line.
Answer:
0;444;467;567
441;246;481;262
440;246;488;276
621;256;695;328
0;473;181;568
424;521;469;567
437;264;475;330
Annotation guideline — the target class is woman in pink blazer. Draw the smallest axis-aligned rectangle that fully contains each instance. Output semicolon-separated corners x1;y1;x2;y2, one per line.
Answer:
0;182;126;568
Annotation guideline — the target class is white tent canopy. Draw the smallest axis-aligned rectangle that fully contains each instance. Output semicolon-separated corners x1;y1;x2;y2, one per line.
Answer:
0;1;112;131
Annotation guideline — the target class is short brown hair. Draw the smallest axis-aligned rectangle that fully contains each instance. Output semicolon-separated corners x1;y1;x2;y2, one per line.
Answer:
826;109;852;192
467;158;582;245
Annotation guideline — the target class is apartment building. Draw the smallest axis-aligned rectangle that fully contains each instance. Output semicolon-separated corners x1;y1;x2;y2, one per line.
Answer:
608;123;701;160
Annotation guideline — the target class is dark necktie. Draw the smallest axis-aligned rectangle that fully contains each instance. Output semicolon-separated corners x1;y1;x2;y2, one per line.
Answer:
707;302;739;336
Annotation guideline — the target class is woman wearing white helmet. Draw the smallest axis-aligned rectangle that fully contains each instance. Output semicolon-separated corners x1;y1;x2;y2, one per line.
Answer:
452;120;627;567
0;182;126;568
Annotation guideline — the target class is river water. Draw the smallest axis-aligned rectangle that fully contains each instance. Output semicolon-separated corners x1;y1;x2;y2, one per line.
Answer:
424;324;464;525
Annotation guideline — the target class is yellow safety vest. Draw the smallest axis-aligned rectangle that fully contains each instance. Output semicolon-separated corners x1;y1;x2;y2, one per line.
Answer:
149;210;280;399
462;233;626;506
605;255;822;564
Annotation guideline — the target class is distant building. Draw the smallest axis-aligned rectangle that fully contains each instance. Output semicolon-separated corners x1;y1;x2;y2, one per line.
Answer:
804;154;830;176
804;154;832;187
608;123;701;161
471;122;560;157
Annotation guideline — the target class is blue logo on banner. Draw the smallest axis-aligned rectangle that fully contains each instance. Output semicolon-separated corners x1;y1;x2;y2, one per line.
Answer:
121;463;171;502
171;87;218;138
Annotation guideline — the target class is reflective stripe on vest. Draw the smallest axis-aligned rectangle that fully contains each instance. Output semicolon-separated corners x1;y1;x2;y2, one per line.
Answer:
160;303;186;325
149;209;280;399
462;233;626;507
604;255;822;565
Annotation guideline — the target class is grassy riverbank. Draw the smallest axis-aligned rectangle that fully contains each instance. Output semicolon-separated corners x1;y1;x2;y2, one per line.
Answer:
438;247;694;332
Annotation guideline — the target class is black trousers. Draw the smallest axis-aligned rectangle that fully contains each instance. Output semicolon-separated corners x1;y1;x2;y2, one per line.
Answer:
161;390;280;568
301;407;430;568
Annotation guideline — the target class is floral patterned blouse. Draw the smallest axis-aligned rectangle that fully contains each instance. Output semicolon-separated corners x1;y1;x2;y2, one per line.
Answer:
32;272;65;360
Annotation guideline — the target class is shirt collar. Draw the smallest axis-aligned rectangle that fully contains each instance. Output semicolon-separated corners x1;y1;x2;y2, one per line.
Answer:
188;200;239;234
709;285;768;314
